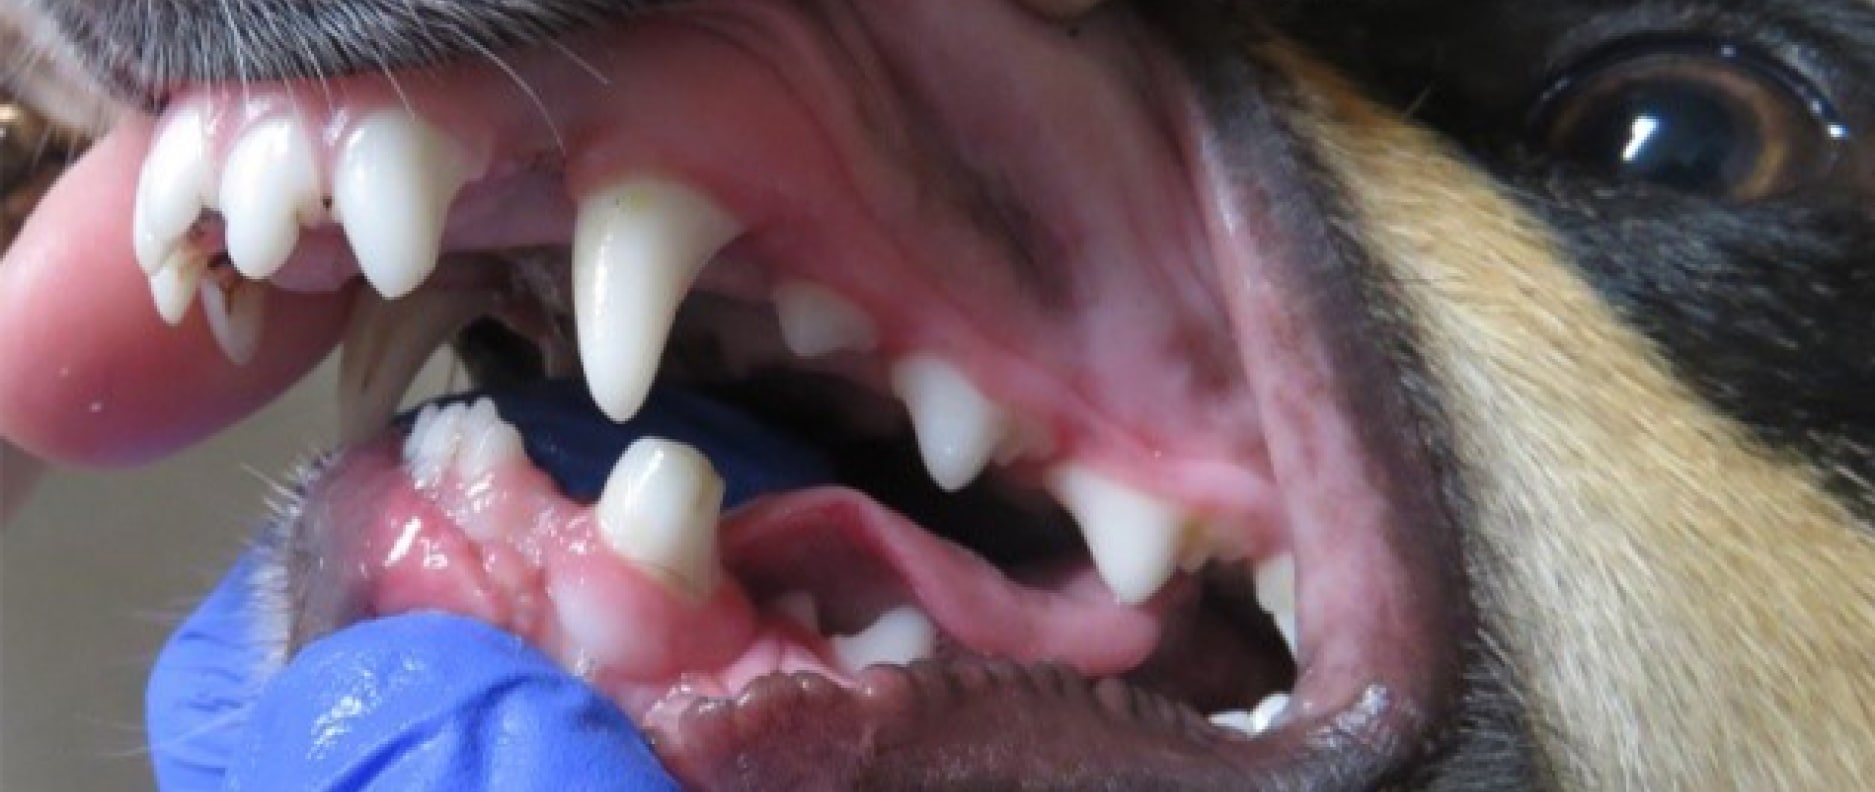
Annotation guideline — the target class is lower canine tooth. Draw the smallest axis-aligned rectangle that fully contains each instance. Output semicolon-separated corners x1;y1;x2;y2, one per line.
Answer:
337;288;496;444
596;438;727;598
200;277;268;365
830;606;937;673
332;111;469;299
774;280;878;357
148;251;207;326
1048;464;1189;605
891;355;1009;492
219;118;323;280
573;179;741;423
1255;554;1298;658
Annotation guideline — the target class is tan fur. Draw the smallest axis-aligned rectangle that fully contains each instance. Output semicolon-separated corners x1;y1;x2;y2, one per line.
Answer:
1282;52;1875;790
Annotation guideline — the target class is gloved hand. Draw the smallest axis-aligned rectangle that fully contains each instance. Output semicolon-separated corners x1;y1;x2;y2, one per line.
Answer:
147;552;681;792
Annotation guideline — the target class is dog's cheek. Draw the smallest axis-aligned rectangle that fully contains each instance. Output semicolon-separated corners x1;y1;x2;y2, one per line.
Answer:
1299;77;1875;789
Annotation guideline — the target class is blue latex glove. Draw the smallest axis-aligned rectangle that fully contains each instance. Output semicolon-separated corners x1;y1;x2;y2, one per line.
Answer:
147;552;681;791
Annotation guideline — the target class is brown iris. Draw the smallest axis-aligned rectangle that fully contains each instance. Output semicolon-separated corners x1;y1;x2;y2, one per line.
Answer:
0;92;87;251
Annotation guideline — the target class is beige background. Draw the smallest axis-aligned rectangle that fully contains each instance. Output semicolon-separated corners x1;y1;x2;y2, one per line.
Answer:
2;356;454;791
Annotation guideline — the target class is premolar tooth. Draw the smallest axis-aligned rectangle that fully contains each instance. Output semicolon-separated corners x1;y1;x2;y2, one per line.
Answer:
596;438;727;598
1048;465;1189;605
219;117;322;280
133;106;214;276
337;288;495;444
1255;554;1298;658
891;355;1009;492
200;278;268;365
332;111;468;299
148;252;207;326
773;280;878;357
830;606;937;673
574;179;741;422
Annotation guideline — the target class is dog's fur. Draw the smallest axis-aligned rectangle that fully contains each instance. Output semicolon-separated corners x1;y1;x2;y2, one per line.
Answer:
7;1;1875;789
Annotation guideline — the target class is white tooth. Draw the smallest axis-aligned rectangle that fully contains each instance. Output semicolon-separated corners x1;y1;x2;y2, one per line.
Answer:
456;398;525;480
829;606;937;673
773;280;878;357
337;288;494;444
404;404;441;465
1255;554;1298;658
133;106;215;276
1047;465;1189;605
772;592;820;633
219;117;323;281
200;278;268;365
1208;693;1291;736
148;252;208;326
331;111;469;299
891;355;1010;492
573;179;741;422
596;438;727;597
410;403;467;490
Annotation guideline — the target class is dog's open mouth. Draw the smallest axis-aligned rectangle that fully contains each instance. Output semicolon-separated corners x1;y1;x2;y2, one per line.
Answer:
0;1;1467;787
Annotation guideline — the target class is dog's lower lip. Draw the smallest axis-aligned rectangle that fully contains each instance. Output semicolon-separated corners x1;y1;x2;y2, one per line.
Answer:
0;1;1471;787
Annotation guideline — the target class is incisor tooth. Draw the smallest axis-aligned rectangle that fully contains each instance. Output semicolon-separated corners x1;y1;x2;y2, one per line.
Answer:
332;111;469;299
133;106;214;276
200;278;267;365
337;288;495;444
456;399;524;480
830;606;937;673
574;179;740;423
410;402;467;490
148;252;207;326
774;280;878;357
1208;693;1290;736
1048;465;1189;605
1255;554;1298;658
596;438;727;598
891;355;1009;492
219;118;322;280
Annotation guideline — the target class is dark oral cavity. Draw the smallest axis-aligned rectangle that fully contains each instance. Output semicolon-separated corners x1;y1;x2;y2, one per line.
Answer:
0;0;1461;786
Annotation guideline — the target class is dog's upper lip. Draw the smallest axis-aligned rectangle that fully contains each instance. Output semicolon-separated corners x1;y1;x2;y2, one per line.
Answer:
1;1;1472;787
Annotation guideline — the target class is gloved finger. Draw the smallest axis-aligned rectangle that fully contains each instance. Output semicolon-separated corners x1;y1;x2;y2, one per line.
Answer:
146;551;280;790
226;612;680;792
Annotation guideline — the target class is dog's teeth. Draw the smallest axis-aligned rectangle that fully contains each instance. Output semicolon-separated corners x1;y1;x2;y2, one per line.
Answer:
1255;553;1298;658
892;355;1010;492
596;438;727;598
573;179;740;423
332;111;468;300
830;606;938;673
772;591;821;633
219;118;323;281
407;402;468;490
1209;693;1291;736
134;106;215;276
200;278;267;365
455;398;524;481
147;252;207;326
774;280;878;357
337;288;493;444
1048;464;1189;605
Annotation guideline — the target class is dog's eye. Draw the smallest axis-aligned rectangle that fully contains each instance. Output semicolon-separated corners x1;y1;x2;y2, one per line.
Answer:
1532;41;1847;200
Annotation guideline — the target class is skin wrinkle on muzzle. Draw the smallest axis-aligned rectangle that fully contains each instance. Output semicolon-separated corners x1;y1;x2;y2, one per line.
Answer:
10;0;1875;789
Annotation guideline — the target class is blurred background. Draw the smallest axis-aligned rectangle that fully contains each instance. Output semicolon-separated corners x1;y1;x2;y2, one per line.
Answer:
2;357;454;791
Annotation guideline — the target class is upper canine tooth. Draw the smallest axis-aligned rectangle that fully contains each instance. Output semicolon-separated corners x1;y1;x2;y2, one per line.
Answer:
773;280;878;357
829;606;937;674
219;117;323;281
1047;464;1190;605
1255;553;1298;658
200;277;268;365
573;179;741;422
134;106;215;276
337;288;495;444
332;111;469;299
891;355;1009;492
148;251;208;326
596;438;727;598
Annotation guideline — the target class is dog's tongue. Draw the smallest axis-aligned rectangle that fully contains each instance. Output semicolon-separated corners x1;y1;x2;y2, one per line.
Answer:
0;122;350;466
